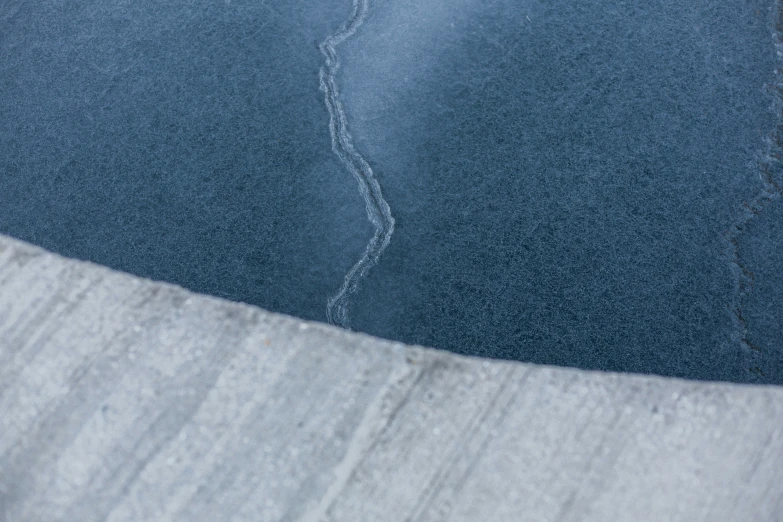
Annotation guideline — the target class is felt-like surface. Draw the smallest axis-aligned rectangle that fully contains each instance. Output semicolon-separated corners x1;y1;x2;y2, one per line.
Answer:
741;201;783;380
1;0;781;383
0;0;370;323
341;0;783;383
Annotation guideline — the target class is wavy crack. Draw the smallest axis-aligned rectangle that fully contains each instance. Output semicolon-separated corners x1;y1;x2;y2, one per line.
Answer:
319;0;395;328
723;3;783;376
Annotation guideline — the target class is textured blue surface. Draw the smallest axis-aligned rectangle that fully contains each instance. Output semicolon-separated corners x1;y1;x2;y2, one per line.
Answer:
340;0;783;383
0;0;370;322
1;0;781;383
741;202;783;381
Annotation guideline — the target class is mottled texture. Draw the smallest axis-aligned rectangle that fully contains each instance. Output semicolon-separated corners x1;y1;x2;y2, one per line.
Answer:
1;0;782;382
0;0;370;323
740;201;783;380
1;234;782;522
344;0;783;383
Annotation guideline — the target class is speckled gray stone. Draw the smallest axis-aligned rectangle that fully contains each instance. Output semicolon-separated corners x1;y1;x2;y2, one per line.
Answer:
1;233;781;522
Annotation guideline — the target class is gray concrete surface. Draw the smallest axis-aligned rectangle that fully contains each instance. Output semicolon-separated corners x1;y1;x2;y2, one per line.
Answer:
1;233;782;522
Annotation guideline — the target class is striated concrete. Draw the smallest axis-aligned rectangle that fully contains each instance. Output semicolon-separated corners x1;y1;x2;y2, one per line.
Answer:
0;233;782;522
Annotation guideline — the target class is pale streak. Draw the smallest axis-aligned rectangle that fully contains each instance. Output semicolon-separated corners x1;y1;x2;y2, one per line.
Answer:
320;0;395;328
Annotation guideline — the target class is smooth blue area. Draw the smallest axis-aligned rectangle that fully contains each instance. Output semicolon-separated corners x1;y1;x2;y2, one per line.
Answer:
1;0;781;383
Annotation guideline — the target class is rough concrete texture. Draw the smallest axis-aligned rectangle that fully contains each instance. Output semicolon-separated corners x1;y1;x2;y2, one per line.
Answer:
1;233;782;522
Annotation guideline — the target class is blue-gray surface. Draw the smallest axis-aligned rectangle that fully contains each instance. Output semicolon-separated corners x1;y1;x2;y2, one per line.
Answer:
0;0;372;322
1;0;781;383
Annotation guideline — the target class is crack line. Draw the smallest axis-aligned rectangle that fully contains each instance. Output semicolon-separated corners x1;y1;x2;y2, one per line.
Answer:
319;0;395;328
723;2;783;376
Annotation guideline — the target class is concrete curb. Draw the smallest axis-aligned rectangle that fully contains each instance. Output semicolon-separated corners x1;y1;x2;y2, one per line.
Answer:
1;233;781;521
